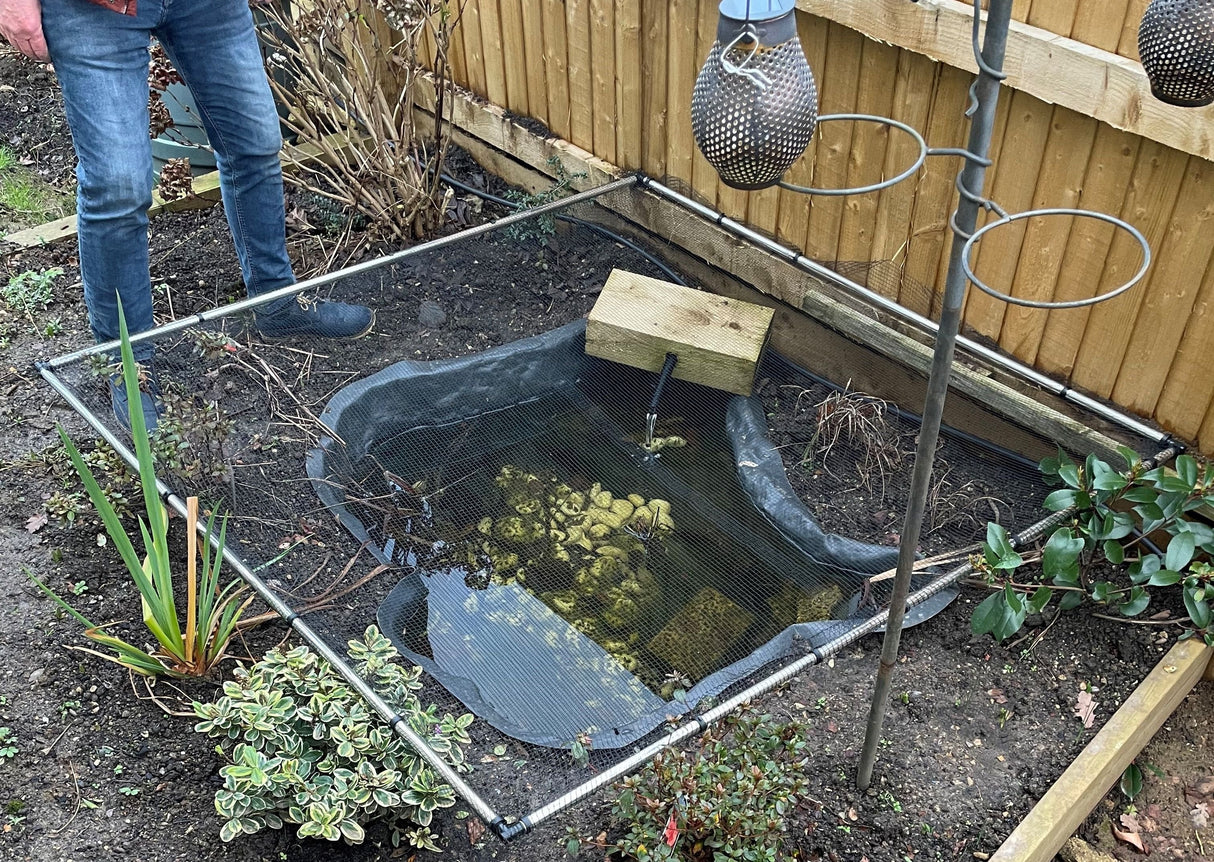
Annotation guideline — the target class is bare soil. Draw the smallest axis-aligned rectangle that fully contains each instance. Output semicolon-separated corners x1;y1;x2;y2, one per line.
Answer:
0;46;1210;862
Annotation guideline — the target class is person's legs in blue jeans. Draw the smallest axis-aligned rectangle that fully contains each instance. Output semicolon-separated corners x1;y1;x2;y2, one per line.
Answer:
41;0;372;376
157;0;372;338
154;0;293;298
41;0;159;362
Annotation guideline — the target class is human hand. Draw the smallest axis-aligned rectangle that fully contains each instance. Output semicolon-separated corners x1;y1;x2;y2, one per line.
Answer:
0;0;48;62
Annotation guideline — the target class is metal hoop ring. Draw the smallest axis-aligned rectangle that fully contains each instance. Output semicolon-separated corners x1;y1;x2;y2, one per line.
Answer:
776;113;927;197
961;208;1151;309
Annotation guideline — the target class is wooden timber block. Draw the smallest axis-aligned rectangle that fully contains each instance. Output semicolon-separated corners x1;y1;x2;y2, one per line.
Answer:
585;269;775;396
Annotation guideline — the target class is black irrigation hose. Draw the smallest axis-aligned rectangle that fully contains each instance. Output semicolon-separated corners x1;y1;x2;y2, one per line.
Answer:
438;171;689;287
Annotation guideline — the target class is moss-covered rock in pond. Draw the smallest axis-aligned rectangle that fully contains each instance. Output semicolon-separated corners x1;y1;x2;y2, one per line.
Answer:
472;465;673;671
797;583;843;622
768;581;845;627
647;587;754;681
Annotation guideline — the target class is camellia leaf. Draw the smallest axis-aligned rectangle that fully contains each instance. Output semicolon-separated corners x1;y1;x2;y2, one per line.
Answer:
1103;540;1125;565
1027;587;1052;615
1176;455;1199;488
1115;445;1140;471
1043;489;1079;512
1091;465;1126;491
1043;529;1083;584
1059;591;1084;611
1119;763;1143;801
1165;531;1196;573
1184;589;1211;630
1148;569;1182;587
1119;587;1150;617
984;523;1023;570
971;592;1006;637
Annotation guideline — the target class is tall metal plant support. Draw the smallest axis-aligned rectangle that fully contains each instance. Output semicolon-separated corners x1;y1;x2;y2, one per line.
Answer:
854;0;1013;789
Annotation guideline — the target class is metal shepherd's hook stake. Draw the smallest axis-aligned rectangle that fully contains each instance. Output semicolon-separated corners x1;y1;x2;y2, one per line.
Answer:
856;0;1014;790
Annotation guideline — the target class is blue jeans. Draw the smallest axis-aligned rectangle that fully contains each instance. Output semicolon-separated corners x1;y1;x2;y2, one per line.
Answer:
41;0;294;359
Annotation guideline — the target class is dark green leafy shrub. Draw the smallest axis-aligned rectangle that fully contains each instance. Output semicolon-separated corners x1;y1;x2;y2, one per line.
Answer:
972;448;1214;644
582;707;809;862
193;626;471;847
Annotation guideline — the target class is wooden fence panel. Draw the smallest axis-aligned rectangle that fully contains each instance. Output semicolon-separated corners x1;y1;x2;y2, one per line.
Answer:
996;108;1098;363
961;89;1053;339
431;1;1214;450
477;0;508;107
639;0;668;178
1070;142;1189;399
542;0;571;140
1117;0;1149;60
835;38;901;274
803;21;862;265
774;12;829;252
1071;0;1131;52
1156;260;1214;441
460;0;487;98
1035;125;1141;376
497;0;528;113
589;0;616;165
519;0;546;123
565;0;595;151
664;0;698;195
871;50;936;304
615;0;643;171
1112;158;1214;416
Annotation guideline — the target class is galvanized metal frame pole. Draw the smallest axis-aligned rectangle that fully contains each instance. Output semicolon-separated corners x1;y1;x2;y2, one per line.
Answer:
856;0;1014;789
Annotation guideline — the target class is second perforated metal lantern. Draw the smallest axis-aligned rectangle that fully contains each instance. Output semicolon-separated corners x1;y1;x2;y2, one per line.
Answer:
1138;0;1214;107
691;0;818;190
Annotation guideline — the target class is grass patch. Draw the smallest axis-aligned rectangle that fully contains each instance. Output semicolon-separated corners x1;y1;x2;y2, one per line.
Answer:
0;145;74;229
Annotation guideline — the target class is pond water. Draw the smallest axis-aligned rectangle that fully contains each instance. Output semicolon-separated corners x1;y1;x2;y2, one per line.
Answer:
347;360;862;747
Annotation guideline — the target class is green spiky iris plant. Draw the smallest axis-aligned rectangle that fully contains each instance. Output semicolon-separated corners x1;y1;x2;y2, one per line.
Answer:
29;303;249;676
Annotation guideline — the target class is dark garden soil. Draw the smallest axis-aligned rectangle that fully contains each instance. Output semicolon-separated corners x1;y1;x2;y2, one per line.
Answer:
0;46;1211;862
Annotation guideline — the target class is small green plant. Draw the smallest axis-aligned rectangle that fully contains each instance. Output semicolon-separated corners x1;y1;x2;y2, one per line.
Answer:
151;389;235;485
1120;762;1143;801
575;706;808;862
70;581;88;596
59;699;82;720
118;786;140;797
3;268;62;323
0;150;73;224
193;626;470;847
503;156;587;242
0;727;17;762
569;731;593;768
972;449;1214;644
28;304;250;677
42;316;63;338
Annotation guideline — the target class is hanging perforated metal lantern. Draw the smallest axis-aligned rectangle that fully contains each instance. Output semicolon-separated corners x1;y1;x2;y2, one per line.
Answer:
691;0;818;190
1138;0;1214;107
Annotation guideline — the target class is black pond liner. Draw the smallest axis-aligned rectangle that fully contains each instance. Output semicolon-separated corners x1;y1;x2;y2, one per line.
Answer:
306;320;946;749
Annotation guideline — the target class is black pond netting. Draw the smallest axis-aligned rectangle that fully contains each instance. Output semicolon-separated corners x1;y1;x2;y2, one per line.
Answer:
42;175;1169;835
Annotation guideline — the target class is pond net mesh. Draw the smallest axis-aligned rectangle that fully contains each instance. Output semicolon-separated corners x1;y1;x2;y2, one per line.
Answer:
42;176;1166;834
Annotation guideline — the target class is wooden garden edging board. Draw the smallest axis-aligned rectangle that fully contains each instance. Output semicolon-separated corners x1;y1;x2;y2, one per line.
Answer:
2;134;356;249
3;172;223;248
989;638;1213;862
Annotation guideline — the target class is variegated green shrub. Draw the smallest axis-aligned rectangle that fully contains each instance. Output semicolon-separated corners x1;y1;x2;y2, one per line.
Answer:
194;626;470;848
